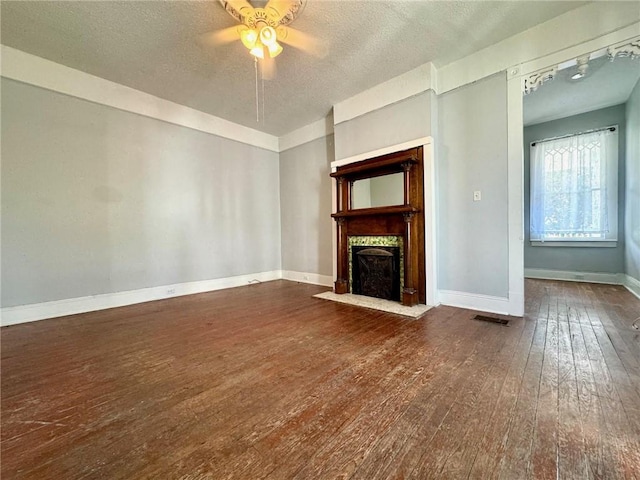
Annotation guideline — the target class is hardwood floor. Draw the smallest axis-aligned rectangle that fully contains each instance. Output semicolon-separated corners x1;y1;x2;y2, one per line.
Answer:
1;279;639;479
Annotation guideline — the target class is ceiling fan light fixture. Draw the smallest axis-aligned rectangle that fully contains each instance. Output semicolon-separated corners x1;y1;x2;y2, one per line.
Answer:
259;26;277;47
268;41;283;58
240;28;258;50
250;44;265;59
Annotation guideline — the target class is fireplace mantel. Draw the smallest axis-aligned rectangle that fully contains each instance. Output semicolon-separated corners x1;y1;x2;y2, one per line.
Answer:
331;147;426;306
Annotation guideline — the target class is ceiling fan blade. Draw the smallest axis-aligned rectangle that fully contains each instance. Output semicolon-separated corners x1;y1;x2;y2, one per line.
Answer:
277;26;328;58
265;0;303;25
199;26;242;47
218;0;254;23
261;55;277;80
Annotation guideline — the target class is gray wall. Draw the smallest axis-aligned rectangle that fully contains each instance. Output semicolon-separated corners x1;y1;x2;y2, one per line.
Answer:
437;73;509;298
279;134;334;276
1;78;281;307
626;79;640;280
523;105;626;274
334;91;432;160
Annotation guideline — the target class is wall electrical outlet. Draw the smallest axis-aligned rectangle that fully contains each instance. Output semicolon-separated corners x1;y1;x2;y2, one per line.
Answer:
473;191;482;201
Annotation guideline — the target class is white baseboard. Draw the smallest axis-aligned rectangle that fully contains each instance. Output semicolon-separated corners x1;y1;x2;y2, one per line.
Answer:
282;270;333;287
438;290;511;316
0;270;283;327
524;268;623;285
5;268;633;327
624;274;640;301
525;269;640;301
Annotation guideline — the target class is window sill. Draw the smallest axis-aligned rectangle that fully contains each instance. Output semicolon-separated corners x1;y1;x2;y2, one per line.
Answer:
530;241;617;248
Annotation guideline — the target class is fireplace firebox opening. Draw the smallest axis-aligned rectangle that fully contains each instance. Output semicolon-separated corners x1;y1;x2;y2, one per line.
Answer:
351;246;401;301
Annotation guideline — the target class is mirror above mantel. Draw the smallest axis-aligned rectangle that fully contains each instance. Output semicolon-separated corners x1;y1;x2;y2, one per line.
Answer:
351;172;404;209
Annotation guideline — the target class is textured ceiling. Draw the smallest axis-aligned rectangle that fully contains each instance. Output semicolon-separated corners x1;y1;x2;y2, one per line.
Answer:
1;1;590;136
524;56;640;126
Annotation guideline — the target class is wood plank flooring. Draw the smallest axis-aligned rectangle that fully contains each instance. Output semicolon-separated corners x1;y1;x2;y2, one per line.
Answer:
1;279;639;479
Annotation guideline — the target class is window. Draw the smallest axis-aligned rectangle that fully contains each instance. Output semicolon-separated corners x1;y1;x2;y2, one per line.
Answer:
530;127;618;245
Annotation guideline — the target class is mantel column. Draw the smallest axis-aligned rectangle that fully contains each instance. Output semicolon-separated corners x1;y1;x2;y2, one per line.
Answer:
402;161;413;206
402;212;418;306
334;217;348;294
334;177;349;294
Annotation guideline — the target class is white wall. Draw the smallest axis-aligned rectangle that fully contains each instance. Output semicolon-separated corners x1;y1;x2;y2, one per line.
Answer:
279;134;334;278
1;78;281;308
437;73;509;298
626;78;640;282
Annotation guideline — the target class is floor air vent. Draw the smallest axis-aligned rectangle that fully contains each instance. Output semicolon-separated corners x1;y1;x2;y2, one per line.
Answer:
473;315;509;326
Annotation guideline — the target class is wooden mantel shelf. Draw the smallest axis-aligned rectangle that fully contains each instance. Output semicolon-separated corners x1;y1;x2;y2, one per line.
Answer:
331;205;420;219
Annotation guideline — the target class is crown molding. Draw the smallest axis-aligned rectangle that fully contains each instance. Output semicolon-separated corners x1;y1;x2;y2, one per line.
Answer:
519;30;639;96
279;116;334;152
523;66;558;95
438;4;640;95
328;4;638;127
0;45;280;152
333;62;437;125
607;35;640;60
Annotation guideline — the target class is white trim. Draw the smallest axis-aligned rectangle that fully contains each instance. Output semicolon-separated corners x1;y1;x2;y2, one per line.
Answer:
0;45;280;152
530;241;618;248
524;268;623;285
330;138;437;308
279;117;334;152
281;270;333;287
437;5;640;94
518;25;640;79
332;137;432;169
0;271;283;326
423;142;438;307
501;19;638;320
438;290;511;316
333;63;437;125
507;75;525;317
624;275;640;301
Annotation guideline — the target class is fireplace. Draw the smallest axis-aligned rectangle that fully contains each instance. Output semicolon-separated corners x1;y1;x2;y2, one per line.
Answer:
351;246;401;301
331;147;426;306
348;235;403;302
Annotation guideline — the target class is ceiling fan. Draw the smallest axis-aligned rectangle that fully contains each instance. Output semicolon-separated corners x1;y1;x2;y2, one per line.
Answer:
203;0;324;79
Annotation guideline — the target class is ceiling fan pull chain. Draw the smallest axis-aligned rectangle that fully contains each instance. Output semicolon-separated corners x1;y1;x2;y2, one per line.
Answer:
262;74;265;124
255;56;259;123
